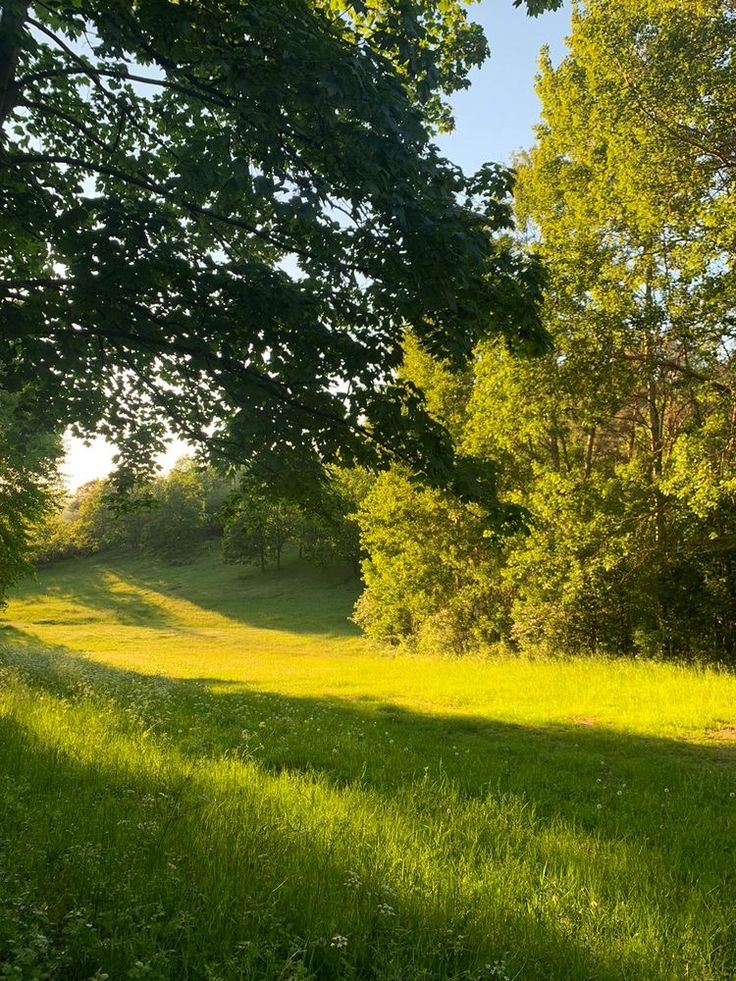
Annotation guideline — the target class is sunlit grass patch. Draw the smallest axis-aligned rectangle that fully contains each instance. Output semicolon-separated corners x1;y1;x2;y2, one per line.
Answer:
1;552;735;979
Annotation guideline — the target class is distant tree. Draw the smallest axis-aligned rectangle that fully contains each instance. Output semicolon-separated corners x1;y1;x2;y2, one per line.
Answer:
141;459;207;563
298;466;375;575
34;457;212;565
115;484;156;552
200;469;237;537
72;480;128;552
34;477;142;560
222;485;302;572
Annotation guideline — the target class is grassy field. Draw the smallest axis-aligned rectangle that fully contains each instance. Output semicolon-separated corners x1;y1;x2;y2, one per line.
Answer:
1;550;736;979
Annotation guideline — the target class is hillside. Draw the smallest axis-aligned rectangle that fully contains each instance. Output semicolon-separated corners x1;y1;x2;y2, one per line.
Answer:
1;550;736;979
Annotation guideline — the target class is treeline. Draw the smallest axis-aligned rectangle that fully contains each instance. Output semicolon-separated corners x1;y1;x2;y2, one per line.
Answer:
37;459;370;574
36;460;225;564
355;0;736;661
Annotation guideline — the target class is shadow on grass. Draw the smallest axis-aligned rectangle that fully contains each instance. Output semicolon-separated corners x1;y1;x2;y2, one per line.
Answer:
0;705;668;981
39;572;179;629
6;640;715;980
2;628;736;926
3;625;735;809
25;551;362;637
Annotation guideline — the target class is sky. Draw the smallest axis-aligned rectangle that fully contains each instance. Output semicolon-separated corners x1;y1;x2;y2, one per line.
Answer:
62;0;572;492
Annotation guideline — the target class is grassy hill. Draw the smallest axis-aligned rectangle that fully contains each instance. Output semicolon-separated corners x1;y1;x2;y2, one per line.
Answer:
1;549;736;979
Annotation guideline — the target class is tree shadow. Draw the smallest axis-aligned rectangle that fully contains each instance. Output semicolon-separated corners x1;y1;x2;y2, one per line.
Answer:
3;627;735;908
141;559;362;636
0;700;661;981
20;552;362;637
37;572;179;629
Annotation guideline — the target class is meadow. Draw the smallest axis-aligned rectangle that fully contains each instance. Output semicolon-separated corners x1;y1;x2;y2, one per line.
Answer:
1;549;736;980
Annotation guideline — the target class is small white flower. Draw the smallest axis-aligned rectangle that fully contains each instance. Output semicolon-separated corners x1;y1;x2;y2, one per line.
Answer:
330;934;348;949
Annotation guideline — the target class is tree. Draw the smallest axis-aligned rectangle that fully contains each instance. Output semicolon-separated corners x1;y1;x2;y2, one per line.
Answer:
222;484;302;572
356;0;736;659
0;391;62;599
298;465;375;574
141;459;207;562
499;0;736;655
0;0;561;500
200;468;236;537
34;458;209;564
354;466;508;654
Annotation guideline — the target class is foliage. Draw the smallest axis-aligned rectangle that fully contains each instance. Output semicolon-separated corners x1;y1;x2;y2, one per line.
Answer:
3;551;736;979
222;485;303;572
501;0;736;656
354;468;507;654
298;466;375;574
200;467;236;535
140;459;208;564
221;465;371;573
37;458;368;574
36;458;222;565
514;0;564;13
0;0;553;496
0;391;62;603
356;0;736;659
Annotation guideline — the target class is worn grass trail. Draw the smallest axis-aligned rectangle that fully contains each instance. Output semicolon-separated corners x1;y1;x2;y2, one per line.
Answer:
1;550;736;980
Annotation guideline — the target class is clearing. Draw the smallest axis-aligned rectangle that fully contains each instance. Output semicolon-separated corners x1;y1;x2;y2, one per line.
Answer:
1;549;735;979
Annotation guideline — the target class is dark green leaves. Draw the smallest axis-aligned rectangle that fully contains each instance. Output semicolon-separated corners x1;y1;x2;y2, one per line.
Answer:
1;0;548;500
513;0;565;16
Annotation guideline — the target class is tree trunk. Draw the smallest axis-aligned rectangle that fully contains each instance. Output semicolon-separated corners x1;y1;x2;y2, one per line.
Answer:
584;427;596;479
0;2;29;129
559;429;571;472
644;266;665;545
549;429;561;471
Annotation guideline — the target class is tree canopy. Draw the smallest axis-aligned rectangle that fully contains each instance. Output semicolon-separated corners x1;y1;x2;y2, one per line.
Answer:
355;0;736;659
0;0;560;499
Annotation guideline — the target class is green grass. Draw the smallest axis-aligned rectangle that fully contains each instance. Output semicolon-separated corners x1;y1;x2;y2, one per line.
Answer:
1;549;736;980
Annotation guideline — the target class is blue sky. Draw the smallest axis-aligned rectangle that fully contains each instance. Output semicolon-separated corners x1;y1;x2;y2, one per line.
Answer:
63;0;572;490
436;0;571;171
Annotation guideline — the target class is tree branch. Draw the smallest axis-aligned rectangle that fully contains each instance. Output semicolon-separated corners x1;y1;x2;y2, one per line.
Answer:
7;152;308;257
0;0;30;127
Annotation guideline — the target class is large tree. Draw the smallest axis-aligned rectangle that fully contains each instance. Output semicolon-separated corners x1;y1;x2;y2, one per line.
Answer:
0;0;560;499
499;0;736;654
356;0;736;658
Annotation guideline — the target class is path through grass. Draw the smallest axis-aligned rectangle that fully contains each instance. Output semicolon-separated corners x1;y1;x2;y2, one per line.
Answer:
1;550;736;979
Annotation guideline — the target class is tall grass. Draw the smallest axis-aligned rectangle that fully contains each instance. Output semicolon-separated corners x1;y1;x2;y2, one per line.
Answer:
1;550;735;979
